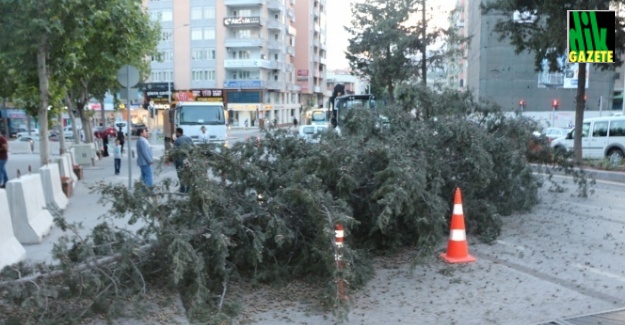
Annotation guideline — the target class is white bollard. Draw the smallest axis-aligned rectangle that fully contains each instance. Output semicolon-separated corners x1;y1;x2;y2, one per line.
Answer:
6;174;54;244
0;190;27;269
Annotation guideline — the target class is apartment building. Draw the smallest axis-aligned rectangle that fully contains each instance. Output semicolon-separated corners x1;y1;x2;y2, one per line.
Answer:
143;0;307;128
446;0;467;90
293;0;327;110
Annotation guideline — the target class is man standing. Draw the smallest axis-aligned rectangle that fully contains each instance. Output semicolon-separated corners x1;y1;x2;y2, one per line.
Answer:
116;126;125;153
198;126;210;144
172;127;194;193
0;133;8;188
136;128;153;187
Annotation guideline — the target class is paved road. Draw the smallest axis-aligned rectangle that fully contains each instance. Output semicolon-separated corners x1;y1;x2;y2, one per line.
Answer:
235;174;625;325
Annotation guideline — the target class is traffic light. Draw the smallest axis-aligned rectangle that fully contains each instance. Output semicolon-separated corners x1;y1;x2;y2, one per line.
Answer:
519;100;526;109
552;99;559;110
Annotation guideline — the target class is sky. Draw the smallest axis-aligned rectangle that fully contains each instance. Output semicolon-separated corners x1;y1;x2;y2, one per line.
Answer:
325;0;458;71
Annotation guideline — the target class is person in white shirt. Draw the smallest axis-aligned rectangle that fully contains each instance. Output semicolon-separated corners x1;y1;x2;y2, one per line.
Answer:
198;126;210;144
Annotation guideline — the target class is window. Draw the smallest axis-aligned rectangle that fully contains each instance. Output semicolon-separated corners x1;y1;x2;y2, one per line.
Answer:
163;50;173;62
191;7;202;20
161;29;172;41
203;6;215;19
204;27;215;39
236;50;250;59
236;29;251;38
150;70;173;82
192;69;216;81
161;9;172;21
191;28;203;40
192;48;216;60
232;71;250;79
593;121;608;137
609;120;625;137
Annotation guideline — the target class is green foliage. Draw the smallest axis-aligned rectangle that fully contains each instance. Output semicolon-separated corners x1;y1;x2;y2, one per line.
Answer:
0;89;569;324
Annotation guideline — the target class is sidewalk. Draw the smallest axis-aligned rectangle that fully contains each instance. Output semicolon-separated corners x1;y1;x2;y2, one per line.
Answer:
24;142;175;264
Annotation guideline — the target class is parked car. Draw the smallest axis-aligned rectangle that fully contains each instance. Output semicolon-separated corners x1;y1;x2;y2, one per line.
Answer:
298;124;328;143
16;129;38;138
63;126;81;139
541;127;572;144
551;116;625;160
96;126;117;138
17;135;40;152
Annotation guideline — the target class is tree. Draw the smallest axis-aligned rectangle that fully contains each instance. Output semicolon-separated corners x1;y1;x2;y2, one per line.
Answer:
59;0;159;144
0;0;158;164
482;0;625;164
346;0;424;103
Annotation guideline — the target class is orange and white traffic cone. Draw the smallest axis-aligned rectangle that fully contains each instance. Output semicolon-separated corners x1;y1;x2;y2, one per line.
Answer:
440;188;476;264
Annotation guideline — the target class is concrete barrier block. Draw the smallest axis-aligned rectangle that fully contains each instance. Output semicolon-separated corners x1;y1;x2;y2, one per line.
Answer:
49;141;61;156
62;153;78;184
70;144;93;166
0;190;27;269
9;141;32;154
6;174;54;244
40;163;69;211
57;155;75;184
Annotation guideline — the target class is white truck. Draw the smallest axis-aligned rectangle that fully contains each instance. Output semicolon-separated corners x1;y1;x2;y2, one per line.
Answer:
169;101;227;146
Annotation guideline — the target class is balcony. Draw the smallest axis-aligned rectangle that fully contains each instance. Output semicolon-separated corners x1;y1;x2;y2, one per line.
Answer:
313;86;322;93
224;16;265;28
223;79;265;89
314;24;320;32
266;40;282;50
267;20;285;31
286;46;295;56
287;25;297;36
291;84;301;92
313;39;320;47
224;0;265;7
313;54;320;62
319;57;326;65
320;42;326;50
267;0;285;11
286;63;294;72
224;59;275;69
225;37;266;48
266;81;285;90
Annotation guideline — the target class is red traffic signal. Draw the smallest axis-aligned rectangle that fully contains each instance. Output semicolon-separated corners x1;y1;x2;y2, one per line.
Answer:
519;100;526;107
552;99;559;109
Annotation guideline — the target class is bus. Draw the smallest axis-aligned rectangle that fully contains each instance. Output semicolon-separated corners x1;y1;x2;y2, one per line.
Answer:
309;109;328;125
331;94;378;129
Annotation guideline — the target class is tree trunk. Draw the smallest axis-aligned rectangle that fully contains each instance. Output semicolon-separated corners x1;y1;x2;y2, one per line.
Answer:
58;110;66;155
573;63;586;165
2;98;7;137
36;35;50;166
65;95;81;144
78;104;94;144
421;0;427;87
100;96;105;127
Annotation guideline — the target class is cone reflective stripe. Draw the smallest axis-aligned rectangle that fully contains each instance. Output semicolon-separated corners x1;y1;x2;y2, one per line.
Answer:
440;188;476;264
335;224;344;248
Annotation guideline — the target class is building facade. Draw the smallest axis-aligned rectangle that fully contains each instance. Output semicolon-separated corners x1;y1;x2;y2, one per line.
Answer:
293;0;327;110
143;0;318;129
465;0;617;126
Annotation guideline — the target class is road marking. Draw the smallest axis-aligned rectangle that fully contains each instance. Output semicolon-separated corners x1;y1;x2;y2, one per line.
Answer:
572;263;625;283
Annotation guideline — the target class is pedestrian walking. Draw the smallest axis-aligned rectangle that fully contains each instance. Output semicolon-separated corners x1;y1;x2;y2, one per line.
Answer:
244;119;249;128
172;127;194;193
113;139;122;175
101;132;109;157
0;134;8;189
136;128;153;187
293;117;298;127
117;127;125;153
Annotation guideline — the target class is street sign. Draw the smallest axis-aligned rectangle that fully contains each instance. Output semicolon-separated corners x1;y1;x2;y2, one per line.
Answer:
117;65;140;88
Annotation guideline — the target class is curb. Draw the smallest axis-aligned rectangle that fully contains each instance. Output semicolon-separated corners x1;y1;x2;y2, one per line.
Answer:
530;164;625;183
